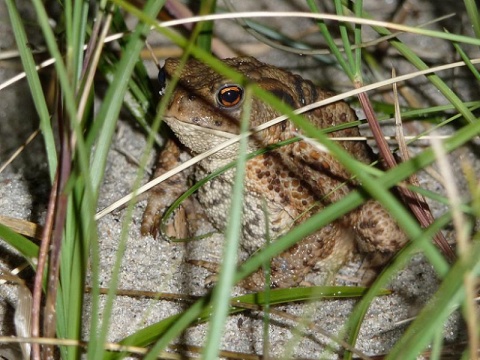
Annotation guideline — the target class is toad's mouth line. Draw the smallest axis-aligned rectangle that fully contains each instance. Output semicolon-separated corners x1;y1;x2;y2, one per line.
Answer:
163;115;240;139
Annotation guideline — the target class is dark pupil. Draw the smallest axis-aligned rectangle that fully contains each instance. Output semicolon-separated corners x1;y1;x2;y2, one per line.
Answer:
220;87;241;105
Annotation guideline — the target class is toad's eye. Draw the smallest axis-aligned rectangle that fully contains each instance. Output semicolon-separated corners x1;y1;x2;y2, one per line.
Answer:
217;85;243;108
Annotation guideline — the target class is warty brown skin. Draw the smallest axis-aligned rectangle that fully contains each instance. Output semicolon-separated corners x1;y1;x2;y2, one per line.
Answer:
142;57;408;289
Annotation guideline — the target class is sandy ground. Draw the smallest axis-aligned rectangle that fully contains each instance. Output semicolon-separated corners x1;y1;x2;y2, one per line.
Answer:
1;0;479;358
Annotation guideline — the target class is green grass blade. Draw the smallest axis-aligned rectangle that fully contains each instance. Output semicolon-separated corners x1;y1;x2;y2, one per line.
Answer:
108;286;386;358
71;0;89;82
464;0;480;38
5;0;57;182
368;22;477;124
29;0;77;130
306;0;354;80
0;224;38;267
86;2;168;360
98;50;157;139
386;241;480;359
344;212;453;360
196;0;217;52
352;0;363;80
453;41;480;81
333;0;355;71
59;196;87;360
118;297;210;360
201;89;252;360
88;0;166;193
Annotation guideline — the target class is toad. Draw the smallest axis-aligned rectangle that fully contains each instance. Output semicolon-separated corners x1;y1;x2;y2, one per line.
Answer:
141;57;408;289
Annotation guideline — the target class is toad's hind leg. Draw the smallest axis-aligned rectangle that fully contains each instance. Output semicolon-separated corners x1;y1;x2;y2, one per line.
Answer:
240;222;356;290
352;199;409;266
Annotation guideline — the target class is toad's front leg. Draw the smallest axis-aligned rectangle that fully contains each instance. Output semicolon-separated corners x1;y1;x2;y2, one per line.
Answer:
141;138;194;238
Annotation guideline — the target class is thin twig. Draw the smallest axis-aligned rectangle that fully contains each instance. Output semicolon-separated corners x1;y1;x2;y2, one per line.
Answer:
42;86;72;360
357;88;456;262
31;173;58;360
0;129;40;174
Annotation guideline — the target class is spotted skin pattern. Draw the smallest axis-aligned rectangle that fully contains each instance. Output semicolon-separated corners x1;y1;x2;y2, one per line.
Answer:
142;57;408;289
